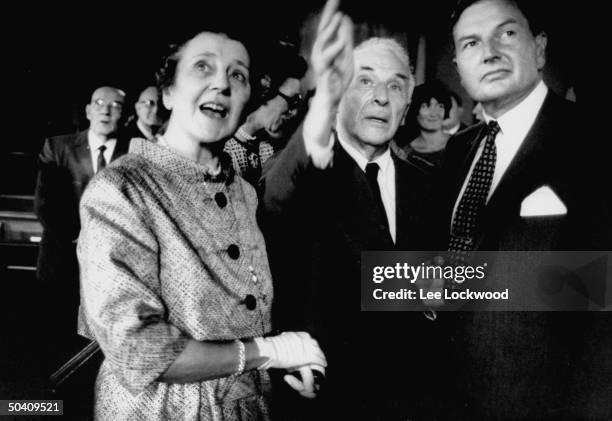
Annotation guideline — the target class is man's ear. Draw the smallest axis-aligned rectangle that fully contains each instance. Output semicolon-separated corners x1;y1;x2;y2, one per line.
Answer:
85;104;92;122
534;32;547;70
399;101;410;126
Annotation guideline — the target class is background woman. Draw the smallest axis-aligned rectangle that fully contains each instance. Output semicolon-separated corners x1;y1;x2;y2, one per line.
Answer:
392;80;452;172
77;27;326;420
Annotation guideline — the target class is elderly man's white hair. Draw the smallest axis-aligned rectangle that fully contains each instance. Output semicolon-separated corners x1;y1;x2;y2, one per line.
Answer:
354;37;415;99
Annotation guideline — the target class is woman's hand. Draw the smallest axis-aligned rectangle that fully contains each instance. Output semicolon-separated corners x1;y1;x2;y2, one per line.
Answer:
254;331;327;370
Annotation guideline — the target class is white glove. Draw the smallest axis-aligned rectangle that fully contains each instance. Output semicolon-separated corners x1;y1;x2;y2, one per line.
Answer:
254;332;327;370
284;364;326;399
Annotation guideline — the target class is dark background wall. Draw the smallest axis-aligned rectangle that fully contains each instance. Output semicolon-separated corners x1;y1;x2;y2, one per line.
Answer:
3;1;578;194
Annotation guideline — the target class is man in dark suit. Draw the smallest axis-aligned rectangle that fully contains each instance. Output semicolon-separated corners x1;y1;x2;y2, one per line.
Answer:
430;1;611;418
35;86;130;373
260;2;446;418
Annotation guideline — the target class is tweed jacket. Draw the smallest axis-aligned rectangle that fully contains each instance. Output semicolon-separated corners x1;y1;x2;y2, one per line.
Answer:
78;138;273;420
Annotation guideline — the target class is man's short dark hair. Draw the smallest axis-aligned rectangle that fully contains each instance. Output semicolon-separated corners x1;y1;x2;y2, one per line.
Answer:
449;0;545;39
407;80;453;121
155;26;262;115
449;90;463;108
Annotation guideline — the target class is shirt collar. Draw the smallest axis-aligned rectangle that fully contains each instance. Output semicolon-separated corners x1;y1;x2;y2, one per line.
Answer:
444;123;461;135
336;131;393;175
88;130;116;150
483;80;548;139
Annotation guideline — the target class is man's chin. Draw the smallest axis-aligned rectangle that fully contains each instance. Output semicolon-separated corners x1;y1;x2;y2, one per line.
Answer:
358;129;393;146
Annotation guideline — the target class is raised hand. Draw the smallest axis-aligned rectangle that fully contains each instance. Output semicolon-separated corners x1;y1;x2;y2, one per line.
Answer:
311;0;354;108
303;0;354;150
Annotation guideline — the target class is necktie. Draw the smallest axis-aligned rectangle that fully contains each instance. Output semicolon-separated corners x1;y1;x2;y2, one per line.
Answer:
365;162;389;237
448;120;500;256
97;145;107;173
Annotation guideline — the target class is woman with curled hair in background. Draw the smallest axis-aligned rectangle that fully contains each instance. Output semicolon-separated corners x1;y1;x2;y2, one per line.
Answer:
392;80;452;172
77;27;326;420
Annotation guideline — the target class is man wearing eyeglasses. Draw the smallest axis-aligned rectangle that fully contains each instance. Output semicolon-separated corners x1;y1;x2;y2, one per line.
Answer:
34;85;131;375
125;85;163;142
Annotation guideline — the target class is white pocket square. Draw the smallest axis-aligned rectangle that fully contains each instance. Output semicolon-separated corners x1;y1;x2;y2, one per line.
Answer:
520;185;567;217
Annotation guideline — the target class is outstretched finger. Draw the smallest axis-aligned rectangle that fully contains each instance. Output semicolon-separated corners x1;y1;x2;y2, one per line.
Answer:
315;21;352;73
312;12;343;61
335;16;355;83
317;0;341;34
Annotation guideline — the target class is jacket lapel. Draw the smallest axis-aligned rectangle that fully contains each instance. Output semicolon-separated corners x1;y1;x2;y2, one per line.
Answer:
332;142;394;249
475;93;557;248
73;130;94;178
111;135;131;162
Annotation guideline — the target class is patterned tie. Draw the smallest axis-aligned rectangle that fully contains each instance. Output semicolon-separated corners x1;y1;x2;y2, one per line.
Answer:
365;162;390;237
448;120;500;257
97;144;107;173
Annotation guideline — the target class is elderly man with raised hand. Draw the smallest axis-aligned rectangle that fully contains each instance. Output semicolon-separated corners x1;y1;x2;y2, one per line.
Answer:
260;0;442;418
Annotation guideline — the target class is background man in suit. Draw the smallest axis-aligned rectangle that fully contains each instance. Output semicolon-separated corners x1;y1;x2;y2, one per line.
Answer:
124;85;163;141
34;86;130;374
261;1;445;418
431;0;611;418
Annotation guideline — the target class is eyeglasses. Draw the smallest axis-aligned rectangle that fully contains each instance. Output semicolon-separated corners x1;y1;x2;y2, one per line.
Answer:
277;91;303;110
92;98;123;112
138;100;158;108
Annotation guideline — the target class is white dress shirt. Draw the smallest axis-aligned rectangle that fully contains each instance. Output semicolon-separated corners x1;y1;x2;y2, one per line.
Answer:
304;128;397;243
88;131;117;173
443;123;461;136
452;80;548;222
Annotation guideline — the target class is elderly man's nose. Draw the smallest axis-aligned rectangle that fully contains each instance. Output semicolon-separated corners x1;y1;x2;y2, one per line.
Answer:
373;83;389;105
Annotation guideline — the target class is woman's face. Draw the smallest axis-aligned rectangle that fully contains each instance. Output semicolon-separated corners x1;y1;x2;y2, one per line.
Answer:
163;32;251;143
416;98;445;131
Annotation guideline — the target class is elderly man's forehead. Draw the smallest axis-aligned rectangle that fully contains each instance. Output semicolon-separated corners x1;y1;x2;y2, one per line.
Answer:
91;87;125;101
353;45;409;75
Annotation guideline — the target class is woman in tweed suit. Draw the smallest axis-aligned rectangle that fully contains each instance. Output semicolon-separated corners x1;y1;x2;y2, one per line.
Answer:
77;27;326;420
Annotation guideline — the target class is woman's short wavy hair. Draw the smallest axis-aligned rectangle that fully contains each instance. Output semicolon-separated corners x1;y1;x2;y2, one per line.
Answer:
155;26;262;115
406;80;453;122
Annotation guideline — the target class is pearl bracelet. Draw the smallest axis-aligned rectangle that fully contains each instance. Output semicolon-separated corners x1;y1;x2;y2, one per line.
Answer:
235;339;246;375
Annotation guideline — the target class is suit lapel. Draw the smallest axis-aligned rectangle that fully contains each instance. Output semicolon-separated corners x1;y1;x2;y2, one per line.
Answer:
111;136;130;162
332;142;394;249
73;130;94;177
394;154;419;248
476;93;557;247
